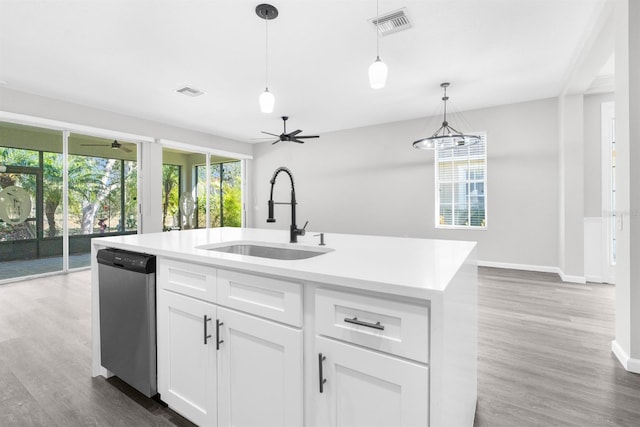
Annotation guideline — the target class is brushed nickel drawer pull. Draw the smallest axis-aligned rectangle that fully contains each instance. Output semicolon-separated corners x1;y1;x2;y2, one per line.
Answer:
344;316;384;330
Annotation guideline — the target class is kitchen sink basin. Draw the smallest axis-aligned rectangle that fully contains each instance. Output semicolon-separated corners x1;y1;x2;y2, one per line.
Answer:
197;241;333;260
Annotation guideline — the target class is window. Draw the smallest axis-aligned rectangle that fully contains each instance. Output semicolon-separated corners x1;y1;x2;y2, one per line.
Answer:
436;133;487;228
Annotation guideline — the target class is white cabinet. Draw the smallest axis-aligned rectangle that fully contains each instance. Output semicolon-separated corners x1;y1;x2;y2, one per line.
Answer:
157;290;217;427
314;336;429;427
157;259;303;427
312;287;430;427
217;307;302;427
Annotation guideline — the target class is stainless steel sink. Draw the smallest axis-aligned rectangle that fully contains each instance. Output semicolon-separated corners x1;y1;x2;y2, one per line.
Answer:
197;241;332;260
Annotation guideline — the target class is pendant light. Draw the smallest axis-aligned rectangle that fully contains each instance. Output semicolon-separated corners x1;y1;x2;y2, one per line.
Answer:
413;82;480;150
256;4;278;113
369;0;388;89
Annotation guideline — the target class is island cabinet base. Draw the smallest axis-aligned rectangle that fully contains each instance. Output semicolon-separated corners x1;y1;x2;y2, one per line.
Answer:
154;256;476;427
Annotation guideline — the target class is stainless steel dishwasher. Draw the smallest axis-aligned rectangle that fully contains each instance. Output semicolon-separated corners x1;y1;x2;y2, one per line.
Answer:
97;248;157;397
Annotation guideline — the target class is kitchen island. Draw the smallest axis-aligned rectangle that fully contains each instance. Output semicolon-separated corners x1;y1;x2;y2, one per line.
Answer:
91;227;477;427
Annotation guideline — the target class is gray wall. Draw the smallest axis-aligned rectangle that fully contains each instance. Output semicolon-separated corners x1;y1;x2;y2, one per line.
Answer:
251;97;560;268
584;91;615;218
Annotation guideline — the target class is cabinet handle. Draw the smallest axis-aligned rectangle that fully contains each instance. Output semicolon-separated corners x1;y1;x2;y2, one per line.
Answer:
344;316;385;331
204;315;212;344
318;353;327;393
216;319;224;350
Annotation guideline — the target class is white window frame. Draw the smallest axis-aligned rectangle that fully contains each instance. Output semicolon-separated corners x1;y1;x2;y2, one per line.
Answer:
435;132;487;229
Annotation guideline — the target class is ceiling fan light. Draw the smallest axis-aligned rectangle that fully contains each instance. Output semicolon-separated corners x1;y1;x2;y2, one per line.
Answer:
260;88;275;113
369;57;388;89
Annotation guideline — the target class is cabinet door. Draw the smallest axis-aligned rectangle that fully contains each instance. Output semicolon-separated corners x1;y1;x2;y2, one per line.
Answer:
157;290;217;427
315;336;429;427
217;307;302;427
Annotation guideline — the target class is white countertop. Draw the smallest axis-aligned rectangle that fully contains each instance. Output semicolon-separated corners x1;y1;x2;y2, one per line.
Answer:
92;227;476;300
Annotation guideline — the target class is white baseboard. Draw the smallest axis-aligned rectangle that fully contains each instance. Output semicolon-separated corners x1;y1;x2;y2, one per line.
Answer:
477;260;559;274
585;275;610;284
558;271;587;284
612;340;640;373
478;260;586;284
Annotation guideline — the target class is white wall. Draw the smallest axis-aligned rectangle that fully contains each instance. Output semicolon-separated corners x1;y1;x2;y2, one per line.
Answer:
613;0;640;373
251;98;560;269
0;87;253;157
558;94;585;281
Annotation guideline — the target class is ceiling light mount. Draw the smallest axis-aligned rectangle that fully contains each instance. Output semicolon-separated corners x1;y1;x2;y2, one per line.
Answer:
257;4;278;113
255;3;278;20
413;82;480;150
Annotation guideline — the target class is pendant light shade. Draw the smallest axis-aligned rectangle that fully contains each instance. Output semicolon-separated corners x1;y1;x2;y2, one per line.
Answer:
256;4;278;113
259;88;275;113
369;56;388;89
413;82;480;150
369;0;387;89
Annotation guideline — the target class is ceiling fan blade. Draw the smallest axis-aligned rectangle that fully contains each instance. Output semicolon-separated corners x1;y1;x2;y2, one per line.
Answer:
294;135;320;139
261;131;280;137
271;139;281;145
288;129;302;137
292;139;305;144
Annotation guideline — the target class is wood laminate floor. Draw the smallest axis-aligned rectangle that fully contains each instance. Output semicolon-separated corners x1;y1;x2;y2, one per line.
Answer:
0;268;639;426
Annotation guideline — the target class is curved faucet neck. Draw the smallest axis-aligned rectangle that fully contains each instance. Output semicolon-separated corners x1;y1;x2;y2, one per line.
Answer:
269;166;295;199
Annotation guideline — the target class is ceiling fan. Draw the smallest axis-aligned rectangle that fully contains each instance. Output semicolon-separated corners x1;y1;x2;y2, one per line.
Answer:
260;116;320;145
81;139;133;153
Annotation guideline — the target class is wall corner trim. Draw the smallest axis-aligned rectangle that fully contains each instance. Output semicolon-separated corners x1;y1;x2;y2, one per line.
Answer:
612;340;640;374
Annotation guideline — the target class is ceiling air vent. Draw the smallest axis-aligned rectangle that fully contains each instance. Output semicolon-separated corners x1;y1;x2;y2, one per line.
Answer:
369;7;412;36
176;86;204;97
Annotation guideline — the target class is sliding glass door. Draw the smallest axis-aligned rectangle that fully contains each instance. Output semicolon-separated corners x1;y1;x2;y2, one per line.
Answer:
162;147;243;231
0;122;64;280
0;122;139;281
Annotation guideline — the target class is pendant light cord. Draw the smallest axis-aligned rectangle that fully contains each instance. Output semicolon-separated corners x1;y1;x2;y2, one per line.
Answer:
376;0;380;59
265;15;269;89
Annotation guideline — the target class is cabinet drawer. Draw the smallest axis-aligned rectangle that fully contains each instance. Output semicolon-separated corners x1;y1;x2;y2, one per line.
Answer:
315;287;429;363
217;270;302;327
158;258;217;303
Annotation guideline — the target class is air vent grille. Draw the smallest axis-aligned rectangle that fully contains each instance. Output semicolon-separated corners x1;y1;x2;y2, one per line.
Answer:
370;8;412;36
176;86;204;97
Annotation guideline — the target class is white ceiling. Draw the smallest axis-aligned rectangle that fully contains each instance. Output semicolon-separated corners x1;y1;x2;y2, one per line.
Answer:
0;0;609;144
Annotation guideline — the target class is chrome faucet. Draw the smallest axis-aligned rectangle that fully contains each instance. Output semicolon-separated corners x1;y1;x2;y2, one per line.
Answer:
267;166;308;243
